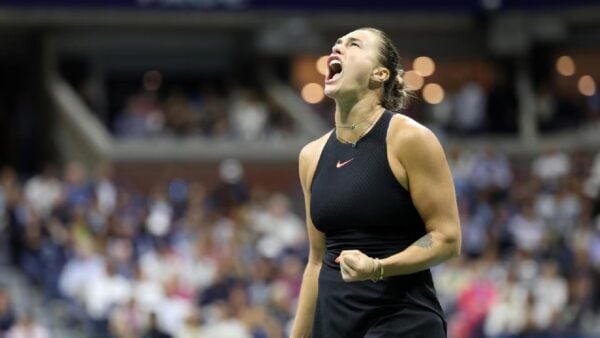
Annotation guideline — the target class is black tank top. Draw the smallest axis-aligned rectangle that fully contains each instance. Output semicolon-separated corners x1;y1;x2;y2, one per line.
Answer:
309;111;445;329
310;110;427;267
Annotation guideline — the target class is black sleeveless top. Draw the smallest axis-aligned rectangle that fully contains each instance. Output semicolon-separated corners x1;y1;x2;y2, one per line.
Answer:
309;111;445;335
311;110;427;266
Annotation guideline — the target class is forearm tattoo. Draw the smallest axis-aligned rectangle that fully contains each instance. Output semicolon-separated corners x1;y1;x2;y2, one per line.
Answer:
413;234;433;249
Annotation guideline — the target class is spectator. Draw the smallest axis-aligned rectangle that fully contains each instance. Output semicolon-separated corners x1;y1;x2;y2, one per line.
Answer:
142;312;172;338
140;242;182;286
531;261;568;331
559;274;599;335
0;288;15;335
507;200;546;254
163;90;199;136
453;82;487;134
253;193;305;259
113;92;164;138
229;88;269;141
200;301;251;338
532;147;571;187
145;189;174;238
94;162;118;217
469;148;513;191
83;262;132;337
176;309;202;338
584;151;600;199
535;175;583;236
446;145;476;198
62;161;92;208
247;257;275;307
59;238;105;301
460;192;493;257
181;235;219;292
484;270;529;337
109;298;146;338
131;264;165;313
6;312;50;338
24;164;61;217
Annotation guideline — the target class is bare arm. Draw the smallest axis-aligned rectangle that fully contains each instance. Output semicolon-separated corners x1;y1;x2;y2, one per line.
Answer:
290;140;326;338
380;121;461;276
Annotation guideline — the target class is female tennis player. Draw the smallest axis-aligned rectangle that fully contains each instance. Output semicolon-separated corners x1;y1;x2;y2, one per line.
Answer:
290;27;461;337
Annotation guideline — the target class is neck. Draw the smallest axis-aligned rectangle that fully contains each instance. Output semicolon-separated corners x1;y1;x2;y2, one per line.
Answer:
332;93;385;147
334;93;383;132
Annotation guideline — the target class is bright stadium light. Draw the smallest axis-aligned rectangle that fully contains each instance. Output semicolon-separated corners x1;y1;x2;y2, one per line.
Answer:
556;56;576;76
413;56;435;77
404;70;424;91
423;83;445;104
316;55;328;76
578;75;596;97
301;83;325;104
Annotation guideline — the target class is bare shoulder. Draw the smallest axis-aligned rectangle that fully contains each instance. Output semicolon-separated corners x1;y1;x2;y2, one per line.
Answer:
387;114;444;163
299;131;331;165
298;130;332;188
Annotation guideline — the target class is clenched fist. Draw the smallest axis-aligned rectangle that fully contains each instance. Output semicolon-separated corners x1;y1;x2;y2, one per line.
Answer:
335;250;377;282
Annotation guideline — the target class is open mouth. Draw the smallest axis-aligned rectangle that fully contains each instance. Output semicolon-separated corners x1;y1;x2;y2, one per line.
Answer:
326;56;343;83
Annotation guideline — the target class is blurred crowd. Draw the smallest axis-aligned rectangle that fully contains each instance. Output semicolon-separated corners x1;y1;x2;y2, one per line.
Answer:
0;159;306;338
111;86;295;140
442;147;600;338
1;147;600;338
423;81;599;135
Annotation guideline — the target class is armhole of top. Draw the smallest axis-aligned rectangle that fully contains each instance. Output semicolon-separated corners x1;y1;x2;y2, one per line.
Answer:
386;113;399;142
385;113;411;195
308;129;335;193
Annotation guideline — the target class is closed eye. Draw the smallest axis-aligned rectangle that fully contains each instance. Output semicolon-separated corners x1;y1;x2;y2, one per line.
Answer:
350;42;360;47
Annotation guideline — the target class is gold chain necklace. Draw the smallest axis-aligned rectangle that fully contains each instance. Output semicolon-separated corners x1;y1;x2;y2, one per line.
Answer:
335;110;383;148
336;115;372;130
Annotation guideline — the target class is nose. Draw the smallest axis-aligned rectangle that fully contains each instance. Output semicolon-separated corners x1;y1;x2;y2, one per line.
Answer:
331;43;342;55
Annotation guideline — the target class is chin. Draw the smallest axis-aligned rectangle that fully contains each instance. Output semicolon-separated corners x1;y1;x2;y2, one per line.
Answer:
323;85;338;98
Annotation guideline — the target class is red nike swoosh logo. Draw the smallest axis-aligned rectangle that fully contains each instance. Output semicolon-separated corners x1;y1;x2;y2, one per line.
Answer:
336;158;354;168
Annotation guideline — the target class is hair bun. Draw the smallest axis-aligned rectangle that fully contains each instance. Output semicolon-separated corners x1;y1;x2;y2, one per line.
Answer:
393;69;409;110
395;73;405;90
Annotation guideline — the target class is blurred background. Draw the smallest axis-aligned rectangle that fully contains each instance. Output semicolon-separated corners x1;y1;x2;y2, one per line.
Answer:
0;0;599;337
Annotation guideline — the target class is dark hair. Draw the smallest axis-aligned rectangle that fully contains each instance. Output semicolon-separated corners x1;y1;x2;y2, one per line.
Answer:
361;27;409;112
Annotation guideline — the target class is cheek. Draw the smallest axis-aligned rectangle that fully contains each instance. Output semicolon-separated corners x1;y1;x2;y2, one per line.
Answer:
347;59;373;82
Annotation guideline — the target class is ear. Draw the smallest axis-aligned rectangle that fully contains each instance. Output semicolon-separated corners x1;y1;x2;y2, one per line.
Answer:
372;67;390;83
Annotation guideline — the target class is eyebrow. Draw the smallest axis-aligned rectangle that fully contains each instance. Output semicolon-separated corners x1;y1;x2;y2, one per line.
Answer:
335;36;362;45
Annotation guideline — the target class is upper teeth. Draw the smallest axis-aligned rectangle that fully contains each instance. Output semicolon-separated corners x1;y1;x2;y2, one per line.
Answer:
329;60;341;67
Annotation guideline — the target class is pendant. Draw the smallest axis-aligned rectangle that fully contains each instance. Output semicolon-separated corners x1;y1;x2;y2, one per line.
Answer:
351;125;355;130
352;143;357;148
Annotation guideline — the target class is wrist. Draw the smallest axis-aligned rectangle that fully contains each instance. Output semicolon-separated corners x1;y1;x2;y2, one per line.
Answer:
370;258;384;282
369;257;377;281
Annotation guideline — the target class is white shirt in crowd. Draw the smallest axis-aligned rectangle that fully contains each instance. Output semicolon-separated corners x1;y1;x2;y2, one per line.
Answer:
201;319;252;338
532;150;571;182
252;194;305;258
484;282;529;336
24;175;61;216
508;213;545;253
470;150;513;190
6;324;50;338
96;178;117;216
229;91;268;141
59;254;105;300
454;82;486;132
84;271;131;320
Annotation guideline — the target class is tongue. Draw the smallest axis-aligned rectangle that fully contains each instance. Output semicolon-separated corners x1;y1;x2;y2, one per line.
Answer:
331;72;342;82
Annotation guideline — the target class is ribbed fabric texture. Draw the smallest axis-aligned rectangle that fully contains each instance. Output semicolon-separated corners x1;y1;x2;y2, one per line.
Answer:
309;111;446;338
311;110;426;262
